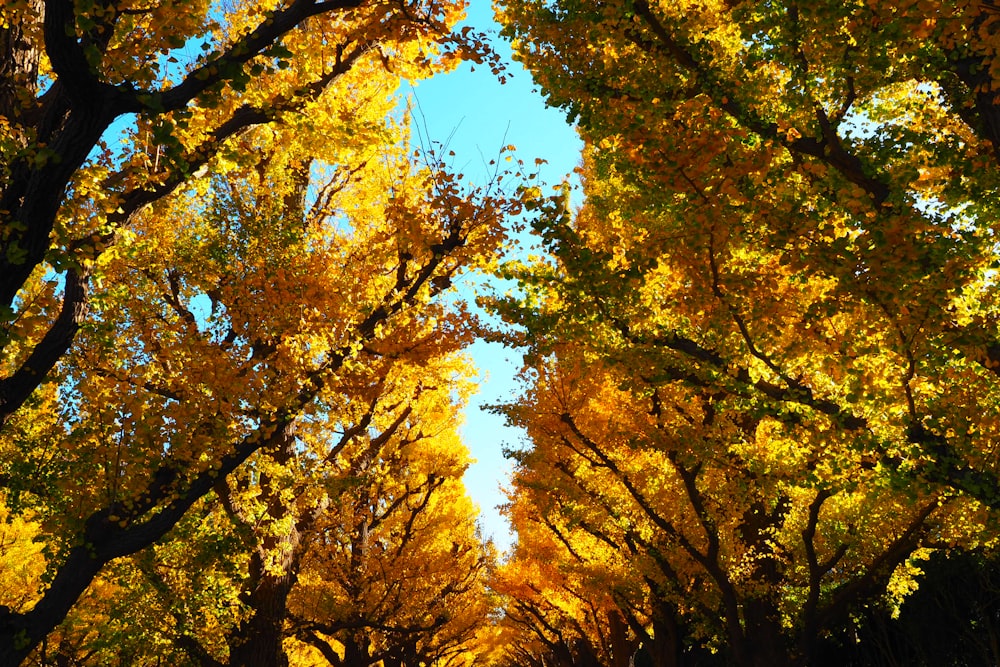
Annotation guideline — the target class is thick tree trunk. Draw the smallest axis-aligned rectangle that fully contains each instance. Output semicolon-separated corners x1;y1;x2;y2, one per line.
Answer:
742;597;793;667
227;563;295;667
607;610;635;667
649;603;682;667
0;0;41;126
341;632;372;667
227;431;303;667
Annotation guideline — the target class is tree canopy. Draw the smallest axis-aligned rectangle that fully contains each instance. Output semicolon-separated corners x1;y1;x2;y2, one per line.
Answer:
487;0;1000;665
0;0;517;664
4;0;1000;665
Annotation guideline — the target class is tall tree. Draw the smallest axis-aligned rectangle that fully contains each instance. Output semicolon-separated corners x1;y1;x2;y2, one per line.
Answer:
490;0;1000;661
36;353;495;667
493;336;988;666
495;0;1000;505
286;388;496;667
0;2;518;660
0;0;493;425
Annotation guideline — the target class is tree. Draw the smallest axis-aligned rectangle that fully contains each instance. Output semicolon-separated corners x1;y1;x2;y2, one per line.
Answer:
849;547;1000;666
493;335;990;666
0;2;518;660
489;0;1000;661
286;383;496;667
34;353;495;667
495;0;1000;505
491;516;639;667
0;0;493;425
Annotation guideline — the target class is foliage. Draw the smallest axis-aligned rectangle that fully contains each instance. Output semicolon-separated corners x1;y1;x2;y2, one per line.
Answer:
494;0;1000;506
37;355;496;667
10;0;1000;663
0;496;44;616
0;0;518;663
286;371;496;667
490;0;1000;664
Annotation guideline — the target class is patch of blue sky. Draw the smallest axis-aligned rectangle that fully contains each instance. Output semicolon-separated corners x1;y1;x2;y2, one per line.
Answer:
401;1;583;552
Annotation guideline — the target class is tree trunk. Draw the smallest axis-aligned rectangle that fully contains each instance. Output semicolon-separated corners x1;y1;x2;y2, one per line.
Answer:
649;602;682;667
341;632;372;667
227;432;303;667
227;559;295;667
742;597;792;667
608;610;635;667
0;0;41;128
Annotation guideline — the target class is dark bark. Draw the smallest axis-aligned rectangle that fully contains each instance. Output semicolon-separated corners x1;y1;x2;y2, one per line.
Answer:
648;602;683;667
736;497;793;667
227;430;302;667
340;632;373;667
0;415;294;666
607;610;634;667
299;629;343;666
227;562;295;667
0;0;42;125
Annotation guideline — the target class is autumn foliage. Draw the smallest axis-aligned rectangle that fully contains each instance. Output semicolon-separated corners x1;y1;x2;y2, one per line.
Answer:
488;0;1000;665
0;0;516;665
5;0;1000;665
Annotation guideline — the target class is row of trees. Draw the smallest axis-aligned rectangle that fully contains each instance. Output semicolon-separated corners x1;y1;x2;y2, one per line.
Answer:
488;0;1000;665
0;0;517;664
4;0;1000;664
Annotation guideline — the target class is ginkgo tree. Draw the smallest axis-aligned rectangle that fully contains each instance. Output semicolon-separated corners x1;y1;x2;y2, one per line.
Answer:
0;0;521;662
284;370;496;667
492;329;991;666
34;351;495;667
0;0;495;425
495;0;1000;505
488;0;1000;663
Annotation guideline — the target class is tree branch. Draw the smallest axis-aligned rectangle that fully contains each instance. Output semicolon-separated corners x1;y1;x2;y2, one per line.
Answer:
0;268;89;427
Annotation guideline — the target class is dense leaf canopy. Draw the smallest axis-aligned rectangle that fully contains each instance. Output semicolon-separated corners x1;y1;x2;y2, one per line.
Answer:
4;0;1000;665
0;0;515;664
488;0;1000;665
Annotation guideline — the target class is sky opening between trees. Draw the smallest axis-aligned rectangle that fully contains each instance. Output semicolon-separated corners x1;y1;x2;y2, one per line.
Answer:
2;1;1000;666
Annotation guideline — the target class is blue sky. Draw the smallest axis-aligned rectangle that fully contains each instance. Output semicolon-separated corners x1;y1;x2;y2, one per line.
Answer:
403;1;583;551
